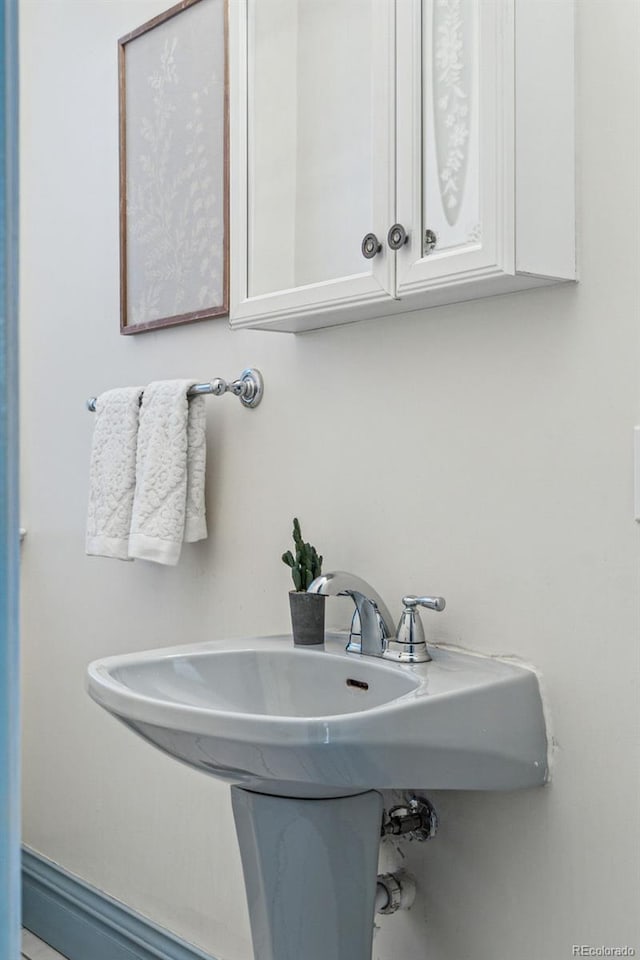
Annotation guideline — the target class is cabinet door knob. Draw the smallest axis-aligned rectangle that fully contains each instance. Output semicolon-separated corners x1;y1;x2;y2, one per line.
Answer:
424;229;437;254
361;233;382;259
387;223;409;249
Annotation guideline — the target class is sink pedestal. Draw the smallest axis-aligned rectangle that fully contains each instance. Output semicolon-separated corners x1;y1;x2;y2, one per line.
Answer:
231;787;384;960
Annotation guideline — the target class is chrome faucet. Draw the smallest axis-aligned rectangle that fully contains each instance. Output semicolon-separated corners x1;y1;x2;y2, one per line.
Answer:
308;571;446;663
307;571;394;658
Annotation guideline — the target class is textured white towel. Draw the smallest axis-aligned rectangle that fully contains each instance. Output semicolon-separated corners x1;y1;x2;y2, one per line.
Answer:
128;380;207;565
86;386;143;560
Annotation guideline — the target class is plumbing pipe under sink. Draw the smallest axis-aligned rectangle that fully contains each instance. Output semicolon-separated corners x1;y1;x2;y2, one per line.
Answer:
375;871;416;915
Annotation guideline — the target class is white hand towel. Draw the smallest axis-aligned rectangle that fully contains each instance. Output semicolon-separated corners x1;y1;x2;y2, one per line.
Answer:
128;380;207;565
86;386;143;560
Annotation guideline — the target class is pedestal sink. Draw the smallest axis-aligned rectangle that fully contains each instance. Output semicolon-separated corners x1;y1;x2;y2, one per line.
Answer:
87;633;549;960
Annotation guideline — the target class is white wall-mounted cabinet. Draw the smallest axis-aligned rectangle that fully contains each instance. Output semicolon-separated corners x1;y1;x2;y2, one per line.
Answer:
230;0;575;334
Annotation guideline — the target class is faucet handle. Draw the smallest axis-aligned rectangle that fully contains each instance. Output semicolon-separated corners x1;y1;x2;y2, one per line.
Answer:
402;595;446;612
383;594;446;664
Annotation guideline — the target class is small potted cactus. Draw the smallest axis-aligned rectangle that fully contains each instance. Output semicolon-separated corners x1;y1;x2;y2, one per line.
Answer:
282;517;325;646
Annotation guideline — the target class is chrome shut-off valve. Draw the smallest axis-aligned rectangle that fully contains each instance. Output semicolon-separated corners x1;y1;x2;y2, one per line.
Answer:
383;595;446;664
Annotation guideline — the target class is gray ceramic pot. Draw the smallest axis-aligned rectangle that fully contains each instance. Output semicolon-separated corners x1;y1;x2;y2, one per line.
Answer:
288;591;326;646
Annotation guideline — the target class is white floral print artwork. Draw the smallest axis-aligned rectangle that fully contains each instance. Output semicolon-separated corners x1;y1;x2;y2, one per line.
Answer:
120;0;227;333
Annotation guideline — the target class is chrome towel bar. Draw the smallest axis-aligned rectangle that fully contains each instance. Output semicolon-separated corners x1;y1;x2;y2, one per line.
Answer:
87;367;264;411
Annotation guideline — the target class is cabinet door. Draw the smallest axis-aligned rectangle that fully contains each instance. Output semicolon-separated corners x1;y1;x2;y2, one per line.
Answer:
395;0;515;299
230;0;396;332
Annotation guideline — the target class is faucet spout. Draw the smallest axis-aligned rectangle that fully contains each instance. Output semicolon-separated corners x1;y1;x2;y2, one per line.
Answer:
307;571;394;657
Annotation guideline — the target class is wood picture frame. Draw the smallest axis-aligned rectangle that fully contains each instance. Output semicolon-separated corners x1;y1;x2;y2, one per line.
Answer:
118;0;229;334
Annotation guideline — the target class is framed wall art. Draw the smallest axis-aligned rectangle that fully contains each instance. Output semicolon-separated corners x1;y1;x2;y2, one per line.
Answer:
119;0;228;334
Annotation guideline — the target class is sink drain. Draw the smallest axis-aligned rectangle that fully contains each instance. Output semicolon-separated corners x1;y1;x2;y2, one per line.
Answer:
346;678;369;691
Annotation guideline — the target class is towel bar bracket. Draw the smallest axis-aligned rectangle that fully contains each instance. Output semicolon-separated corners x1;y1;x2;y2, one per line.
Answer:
228;367;264;408
86;368;263;412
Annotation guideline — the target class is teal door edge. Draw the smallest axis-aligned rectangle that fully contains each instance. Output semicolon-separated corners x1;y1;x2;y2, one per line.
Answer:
0;0;20;955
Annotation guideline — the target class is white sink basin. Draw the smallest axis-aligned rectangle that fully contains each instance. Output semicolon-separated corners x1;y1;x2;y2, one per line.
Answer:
87;632;549;799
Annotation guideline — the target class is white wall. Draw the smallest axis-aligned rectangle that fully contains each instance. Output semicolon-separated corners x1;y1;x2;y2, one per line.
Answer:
20;2;640;959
